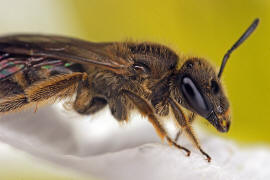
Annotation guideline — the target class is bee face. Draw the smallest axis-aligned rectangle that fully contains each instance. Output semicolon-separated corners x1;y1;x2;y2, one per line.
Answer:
174;58;231;132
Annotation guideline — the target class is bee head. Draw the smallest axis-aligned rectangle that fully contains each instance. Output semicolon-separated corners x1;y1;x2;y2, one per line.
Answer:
171;18;259;133
173;58;230;132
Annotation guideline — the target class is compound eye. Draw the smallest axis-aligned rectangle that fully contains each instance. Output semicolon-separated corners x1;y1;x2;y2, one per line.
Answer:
181;76;211;117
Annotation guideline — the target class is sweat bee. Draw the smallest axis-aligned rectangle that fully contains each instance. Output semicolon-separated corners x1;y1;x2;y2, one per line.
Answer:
0;19;259;162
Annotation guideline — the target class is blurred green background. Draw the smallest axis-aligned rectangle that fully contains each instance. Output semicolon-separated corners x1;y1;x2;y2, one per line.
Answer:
0;0;269;179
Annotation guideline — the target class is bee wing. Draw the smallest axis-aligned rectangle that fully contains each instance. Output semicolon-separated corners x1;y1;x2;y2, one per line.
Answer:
0;58;26;79
0;34;132;74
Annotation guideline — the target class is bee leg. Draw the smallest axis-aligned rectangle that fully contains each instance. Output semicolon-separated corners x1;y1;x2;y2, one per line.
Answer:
108;95;128;121
74;94;107;115
73;79;107;115
86;97;107;114
0;94;28;113
174;130;182;142
0;72;87;113
175;112;196;142
185;126;211;162
122;90;190;156
168;98;211;162
73;81;92;114
26;72;86;102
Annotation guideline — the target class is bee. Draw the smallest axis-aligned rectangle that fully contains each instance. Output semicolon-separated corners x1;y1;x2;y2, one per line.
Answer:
0;18;259;162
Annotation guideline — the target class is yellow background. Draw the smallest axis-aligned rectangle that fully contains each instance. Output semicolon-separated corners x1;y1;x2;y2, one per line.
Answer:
0;0;269;179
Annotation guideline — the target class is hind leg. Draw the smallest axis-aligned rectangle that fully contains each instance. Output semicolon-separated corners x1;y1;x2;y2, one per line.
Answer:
0;72;86;113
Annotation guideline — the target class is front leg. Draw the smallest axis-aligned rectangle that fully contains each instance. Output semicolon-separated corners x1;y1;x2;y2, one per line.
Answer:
122;90;190;156
168;97;211;162
175;112;196;142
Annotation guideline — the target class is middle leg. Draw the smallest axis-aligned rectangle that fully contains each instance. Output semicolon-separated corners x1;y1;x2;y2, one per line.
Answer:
175;112;196;142
73;81;107;115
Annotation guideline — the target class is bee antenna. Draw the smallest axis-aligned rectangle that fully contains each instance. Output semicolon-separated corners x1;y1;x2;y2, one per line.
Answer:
218;18;260;78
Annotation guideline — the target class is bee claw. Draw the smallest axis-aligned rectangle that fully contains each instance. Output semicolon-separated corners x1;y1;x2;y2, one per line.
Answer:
199;148;211;163
186;150;191;157
166;136;191;156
